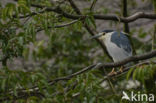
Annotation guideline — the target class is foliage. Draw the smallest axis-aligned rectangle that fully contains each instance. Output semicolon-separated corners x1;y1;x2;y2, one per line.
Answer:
0;0;156;103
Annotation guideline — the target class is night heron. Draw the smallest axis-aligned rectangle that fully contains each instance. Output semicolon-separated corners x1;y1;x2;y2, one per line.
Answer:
91;30;133;74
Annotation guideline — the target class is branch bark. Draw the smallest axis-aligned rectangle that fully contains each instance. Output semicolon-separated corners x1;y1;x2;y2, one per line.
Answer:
30;50;156;88
36;19;79;32
94;12;156;23
99;60;156;84
90;0;98;11
1;50;156;101
122;0;129;33
67;0;112;60
16;4;156;23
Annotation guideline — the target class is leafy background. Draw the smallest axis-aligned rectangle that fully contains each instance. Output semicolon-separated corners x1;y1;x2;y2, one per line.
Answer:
0;0;156;103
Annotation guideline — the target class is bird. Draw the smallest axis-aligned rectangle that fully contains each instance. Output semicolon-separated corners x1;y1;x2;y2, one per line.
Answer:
91;30;133;74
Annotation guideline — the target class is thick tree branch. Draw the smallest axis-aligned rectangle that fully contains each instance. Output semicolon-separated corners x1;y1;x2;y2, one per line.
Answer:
30;4;82;19
93;12;156;23
16;4;156;23
67;0;112;60
122;0;129;33
99;60;156;84
1;50;156;101
99;50;156;68
19;50;156;88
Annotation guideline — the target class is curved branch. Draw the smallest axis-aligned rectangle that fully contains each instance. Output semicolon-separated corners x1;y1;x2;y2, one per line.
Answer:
28;4;156;23
1;50;156;102
36;19;79;32
45;50;156;86
94;12;156;23
19;50;156;88
99;50;156;68
30;4;82;19
14;3;156;23
67;0;113;60
98;60;156;85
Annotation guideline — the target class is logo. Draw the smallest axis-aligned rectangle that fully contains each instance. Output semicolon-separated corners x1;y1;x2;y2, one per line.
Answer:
121;91;154;102
122;91;130;100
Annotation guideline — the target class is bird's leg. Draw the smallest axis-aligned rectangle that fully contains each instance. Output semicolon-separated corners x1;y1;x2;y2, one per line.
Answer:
119;66;124;72
108;68;117;76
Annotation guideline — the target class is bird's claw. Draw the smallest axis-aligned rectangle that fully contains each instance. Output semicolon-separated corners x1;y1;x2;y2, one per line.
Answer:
108;68;117;76
119;66;124;72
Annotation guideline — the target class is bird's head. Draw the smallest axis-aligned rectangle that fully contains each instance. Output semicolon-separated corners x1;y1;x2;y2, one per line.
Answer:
91;30;114;40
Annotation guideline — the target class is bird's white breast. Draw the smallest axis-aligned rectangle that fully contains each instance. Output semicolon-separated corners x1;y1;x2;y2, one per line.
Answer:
103;33;132;62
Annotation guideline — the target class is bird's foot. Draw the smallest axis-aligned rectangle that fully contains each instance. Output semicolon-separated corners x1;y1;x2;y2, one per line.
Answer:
119;66;124;72
108;68;117;76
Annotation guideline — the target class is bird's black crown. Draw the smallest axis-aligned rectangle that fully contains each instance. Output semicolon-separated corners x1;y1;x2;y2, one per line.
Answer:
102;30;114;33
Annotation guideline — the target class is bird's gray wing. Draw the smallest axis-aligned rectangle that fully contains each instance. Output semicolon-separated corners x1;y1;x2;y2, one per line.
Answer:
110;31;132;55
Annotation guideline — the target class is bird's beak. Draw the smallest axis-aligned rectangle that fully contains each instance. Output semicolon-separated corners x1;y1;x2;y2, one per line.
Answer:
90;33;103;39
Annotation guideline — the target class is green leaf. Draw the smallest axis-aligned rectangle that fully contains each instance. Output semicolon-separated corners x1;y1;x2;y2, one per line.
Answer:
1;78;7;91
132;68;138;80
13;86;18;96
126;67;134;80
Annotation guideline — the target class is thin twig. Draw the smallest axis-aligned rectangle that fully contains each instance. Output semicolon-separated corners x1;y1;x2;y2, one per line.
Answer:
36;19;79;32
90;0;98;11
